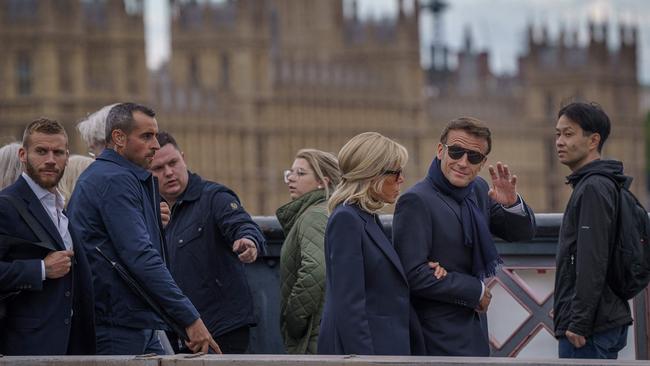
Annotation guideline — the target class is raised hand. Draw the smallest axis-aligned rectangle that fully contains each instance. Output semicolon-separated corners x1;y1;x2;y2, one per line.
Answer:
487;162;518;207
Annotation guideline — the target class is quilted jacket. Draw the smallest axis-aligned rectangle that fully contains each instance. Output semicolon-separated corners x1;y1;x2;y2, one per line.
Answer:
277;189;328;354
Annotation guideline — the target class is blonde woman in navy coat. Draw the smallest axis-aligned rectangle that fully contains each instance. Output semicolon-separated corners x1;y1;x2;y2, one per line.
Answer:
317;132;444;355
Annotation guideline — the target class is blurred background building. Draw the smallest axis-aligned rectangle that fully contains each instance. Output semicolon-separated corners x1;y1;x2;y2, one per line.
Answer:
0;0;148;152
0;0;646;214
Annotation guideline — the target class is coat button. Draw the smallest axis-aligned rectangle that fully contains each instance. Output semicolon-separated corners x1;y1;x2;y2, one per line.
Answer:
179;239;184;244
198;227;202;232
64;318;70;325
65;291;71;297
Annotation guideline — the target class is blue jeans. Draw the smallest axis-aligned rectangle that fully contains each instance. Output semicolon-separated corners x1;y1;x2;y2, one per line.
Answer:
558;326;628;359
96;324;165;355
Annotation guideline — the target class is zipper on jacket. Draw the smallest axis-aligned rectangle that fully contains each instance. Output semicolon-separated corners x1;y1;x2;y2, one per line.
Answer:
570;254;575;265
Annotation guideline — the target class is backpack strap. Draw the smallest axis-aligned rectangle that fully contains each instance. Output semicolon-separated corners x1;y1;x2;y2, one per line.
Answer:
0;195;53;247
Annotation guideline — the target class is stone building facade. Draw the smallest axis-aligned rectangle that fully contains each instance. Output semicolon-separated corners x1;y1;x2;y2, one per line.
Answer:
0;0;644;213
0;0;148;152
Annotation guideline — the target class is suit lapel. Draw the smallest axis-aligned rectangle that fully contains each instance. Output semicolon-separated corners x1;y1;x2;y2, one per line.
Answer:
360;210;408;284
433;187;462;222
17;178;66;250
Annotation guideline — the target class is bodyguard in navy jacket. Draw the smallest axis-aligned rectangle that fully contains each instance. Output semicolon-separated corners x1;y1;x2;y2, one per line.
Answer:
67;103;218;354
0;119;95;355
393;118;535;356
150;132;266;353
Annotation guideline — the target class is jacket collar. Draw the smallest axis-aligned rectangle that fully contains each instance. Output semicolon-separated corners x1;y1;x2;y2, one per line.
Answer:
175;172;202;203
97;148;152;181
565;159;629;188
347;204;408;284
276;189;326;233
12;176;63;250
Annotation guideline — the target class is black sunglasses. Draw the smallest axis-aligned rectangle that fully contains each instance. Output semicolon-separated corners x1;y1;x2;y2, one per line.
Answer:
444;144;486;165
382;168;402;180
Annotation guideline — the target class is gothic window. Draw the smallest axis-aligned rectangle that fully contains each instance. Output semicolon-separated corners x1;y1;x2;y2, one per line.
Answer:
16;53;32;96
82;0;107;29
189;55;200;88
220;53;230;90
126;53;139;94
544;91;555;119
0;59;5;97
59;51;73;93
54;0;74;21
86;50;112;91
7;0;38;22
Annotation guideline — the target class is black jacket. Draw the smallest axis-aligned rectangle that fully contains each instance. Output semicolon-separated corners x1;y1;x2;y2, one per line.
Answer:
163;172;266;338
553;159;633;338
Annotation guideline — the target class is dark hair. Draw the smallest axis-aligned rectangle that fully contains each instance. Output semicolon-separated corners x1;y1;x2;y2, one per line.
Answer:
105;102;156;144
157;131;180;150
440;117;492;155
22;118;68;148
558;102;610;152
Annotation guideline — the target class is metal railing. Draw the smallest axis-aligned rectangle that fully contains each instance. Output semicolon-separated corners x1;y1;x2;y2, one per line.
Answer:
246;213;649;359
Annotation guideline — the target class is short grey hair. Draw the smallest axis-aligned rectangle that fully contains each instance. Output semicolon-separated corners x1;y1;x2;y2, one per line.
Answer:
105;103;156;144
77;103;118;150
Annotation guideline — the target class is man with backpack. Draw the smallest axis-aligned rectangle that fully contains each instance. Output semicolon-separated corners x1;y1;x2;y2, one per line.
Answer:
554;102;633;359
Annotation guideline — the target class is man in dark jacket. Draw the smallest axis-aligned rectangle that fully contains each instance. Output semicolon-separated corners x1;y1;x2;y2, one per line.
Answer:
68;103;219;355
554;102;632;359
0;118;95;355
393;117;536;356
150;131;266;353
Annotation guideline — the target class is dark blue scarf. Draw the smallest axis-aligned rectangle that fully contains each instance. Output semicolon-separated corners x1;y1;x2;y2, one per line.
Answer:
427;158;502;279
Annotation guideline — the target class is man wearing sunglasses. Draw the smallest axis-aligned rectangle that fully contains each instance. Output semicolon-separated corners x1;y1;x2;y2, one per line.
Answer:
393;117;536;356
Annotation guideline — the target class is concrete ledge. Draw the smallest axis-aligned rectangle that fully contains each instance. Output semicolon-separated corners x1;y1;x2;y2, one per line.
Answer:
1;355;647;366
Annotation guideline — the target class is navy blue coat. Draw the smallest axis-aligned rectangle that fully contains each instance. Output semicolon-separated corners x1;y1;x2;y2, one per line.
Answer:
163;172;266;338
393;175;535;356
0;176;95;355
67;149;199;332
318;203;412;355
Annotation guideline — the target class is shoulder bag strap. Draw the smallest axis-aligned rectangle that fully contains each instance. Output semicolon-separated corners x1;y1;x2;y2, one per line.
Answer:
0;195;52;245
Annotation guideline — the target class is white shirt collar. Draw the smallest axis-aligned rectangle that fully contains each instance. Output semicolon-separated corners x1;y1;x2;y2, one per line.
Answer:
21;172;65;209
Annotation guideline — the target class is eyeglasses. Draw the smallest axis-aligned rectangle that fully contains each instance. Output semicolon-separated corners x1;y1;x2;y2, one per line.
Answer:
382;168;402;180
443;144;486;165
283;168;310;183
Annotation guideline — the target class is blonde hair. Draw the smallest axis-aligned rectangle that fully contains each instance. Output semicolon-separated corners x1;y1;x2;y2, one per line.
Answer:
0;142;22;189
58;154;94;205
328;132;408;213
295;149;341;198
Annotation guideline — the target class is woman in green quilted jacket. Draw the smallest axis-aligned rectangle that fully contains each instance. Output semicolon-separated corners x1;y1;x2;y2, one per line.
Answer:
276;149;341;354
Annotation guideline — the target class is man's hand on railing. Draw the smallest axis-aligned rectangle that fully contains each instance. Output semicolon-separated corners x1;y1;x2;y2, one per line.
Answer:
185;318;222;354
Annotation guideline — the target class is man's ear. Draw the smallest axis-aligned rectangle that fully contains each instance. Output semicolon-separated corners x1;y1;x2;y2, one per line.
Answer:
589;133;601;152
112;129;126;148
436;143;444;160
18;146;27;164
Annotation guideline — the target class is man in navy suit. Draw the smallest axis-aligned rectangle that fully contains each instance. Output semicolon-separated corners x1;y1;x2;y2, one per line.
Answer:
393;117;536;356
0;118;95;355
